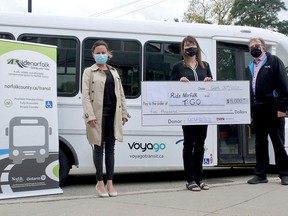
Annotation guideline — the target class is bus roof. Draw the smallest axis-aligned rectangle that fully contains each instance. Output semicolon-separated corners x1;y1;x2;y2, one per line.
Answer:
0;12;283;38
1;12;287;59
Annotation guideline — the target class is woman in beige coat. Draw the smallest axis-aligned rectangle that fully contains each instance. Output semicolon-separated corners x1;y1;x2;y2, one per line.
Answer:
82;40;129;198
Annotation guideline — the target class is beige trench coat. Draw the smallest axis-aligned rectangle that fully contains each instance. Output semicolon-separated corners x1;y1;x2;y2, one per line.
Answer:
82;63;129;146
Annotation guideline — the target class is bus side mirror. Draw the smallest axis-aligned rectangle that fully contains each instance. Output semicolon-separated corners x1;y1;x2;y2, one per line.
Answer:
5;127;8;136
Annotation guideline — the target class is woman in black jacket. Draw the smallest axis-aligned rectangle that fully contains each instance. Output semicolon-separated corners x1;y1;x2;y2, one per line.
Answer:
171;35;213;191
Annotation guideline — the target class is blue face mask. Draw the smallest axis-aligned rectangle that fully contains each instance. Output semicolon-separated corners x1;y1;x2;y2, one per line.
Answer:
94;54;108;64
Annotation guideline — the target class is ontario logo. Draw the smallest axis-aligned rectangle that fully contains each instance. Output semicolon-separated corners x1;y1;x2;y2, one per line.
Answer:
6;58;50;69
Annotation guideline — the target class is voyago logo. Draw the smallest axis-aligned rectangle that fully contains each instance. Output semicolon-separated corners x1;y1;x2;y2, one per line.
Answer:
6;58;50;69
128;142;166;152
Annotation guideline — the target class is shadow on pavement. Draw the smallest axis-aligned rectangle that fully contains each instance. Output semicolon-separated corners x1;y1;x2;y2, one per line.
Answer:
61;166;263;187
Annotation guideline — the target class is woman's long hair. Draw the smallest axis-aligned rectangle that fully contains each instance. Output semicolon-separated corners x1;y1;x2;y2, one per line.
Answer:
181;35;206;69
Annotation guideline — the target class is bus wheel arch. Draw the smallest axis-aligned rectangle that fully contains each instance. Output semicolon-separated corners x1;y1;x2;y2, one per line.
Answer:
59;138;78;185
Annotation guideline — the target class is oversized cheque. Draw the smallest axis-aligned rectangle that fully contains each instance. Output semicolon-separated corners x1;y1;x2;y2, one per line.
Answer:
141;81;251;126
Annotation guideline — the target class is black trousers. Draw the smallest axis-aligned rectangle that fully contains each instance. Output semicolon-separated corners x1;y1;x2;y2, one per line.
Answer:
93;111;115;181
253;103;288;178
182;125;208;184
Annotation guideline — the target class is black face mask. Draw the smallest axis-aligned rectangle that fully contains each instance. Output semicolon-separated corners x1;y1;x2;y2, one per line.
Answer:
185;47;197;57
250;47;262;58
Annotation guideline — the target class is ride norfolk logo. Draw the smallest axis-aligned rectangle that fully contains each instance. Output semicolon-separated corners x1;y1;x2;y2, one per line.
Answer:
6;58;50;70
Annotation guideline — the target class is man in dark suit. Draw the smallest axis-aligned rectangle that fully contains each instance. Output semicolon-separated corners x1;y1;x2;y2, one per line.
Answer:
247;37;288;185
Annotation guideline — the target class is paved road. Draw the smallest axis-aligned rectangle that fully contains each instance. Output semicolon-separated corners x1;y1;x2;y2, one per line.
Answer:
61;167;256;196
1;167;286;216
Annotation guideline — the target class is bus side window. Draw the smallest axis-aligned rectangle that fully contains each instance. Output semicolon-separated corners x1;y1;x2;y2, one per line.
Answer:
144;41;181;81
82;38;141;98
0;32;15;40
18;34;80;97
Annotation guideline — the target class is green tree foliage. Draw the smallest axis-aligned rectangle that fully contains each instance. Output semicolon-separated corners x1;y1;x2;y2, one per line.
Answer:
212;0;235;24
277;20;288;34
183;0;213;24
181;0;288;35
183;0;234;24
229;0;287;30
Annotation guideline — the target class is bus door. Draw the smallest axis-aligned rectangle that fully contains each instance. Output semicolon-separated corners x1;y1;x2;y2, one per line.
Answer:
216;42;256;165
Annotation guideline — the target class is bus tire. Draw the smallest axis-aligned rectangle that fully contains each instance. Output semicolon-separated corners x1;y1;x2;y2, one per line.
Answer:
59;147;70;186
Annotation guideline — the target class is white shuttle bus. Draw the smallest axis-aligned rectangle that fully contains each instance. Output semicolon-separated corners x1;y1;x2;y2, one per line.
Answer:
1;12;288;184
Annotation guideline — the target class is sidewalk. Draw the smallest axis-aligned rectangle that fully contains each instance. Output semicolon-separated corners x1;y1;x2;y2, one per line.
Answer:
0;175;287;216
